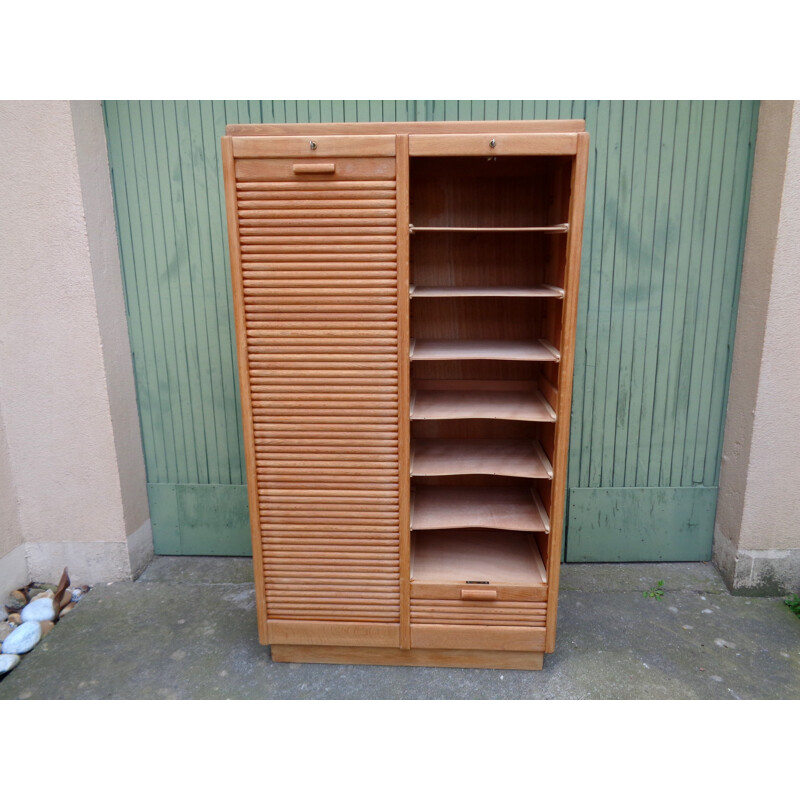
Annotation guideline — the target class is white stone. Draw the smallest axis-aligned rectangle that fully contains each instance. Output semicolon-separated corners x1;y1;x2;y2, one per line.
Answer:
0;653;21;674
1;621;42;654
20;597;56;623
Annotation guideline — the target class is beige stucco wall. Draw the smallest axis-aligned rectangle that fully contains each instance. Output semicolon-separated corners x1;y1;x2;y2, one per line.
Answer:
70;101;150;541
0;101;151;587
0;402;22;559
714;100;800;594
0;399;28;596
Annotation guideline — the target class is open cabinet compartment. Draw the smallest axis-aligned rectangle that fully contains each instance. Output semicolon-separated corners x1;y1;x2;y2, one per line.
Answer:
222;122;588;671
407;150;576;656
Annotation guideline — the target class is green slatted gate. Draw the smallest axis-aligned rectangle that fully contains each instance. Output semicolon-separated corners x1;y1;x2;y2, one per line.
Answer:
103;101;758;559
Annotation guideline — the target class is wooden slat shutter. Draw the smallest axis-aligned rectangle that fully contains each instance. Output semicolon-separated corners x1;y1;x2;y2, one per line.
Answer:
223;136;401;647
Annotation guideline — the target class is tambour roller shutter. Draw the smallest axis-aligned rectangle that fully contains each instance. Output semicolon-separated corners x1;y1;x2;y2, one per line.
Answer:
222;135;401;647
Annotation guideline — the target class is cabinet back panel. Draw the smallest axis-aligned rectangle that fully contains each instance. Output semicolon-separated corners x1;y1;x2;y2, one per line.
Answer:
411;232;554;288
411;297;541;341
409;157;572;227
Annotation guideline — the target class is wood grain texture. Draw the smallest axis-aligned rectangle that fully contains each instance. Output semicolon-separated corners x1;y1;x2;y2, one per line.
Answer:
411;485;549;531
408;132;578;156
545;131;589;651
411;439;553;479
411;389;556;422
411;285;564;298
231;145;401;633
411;598;546;626
236;157;397;182
267;621;400;647
232;134;396;158
270;644;544;670
411;530;548;585
410;624;545;652
411;339;560;362
411;583;546;601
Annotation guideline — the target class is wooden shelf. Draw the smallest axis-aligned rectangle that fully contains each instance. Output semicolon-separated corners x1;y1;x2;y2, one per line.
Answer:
410;339;560;362
411;389;556;422
411;439;553;478
409;224;569;234
411;486;550;532
411;530;548;585
410;285;565;298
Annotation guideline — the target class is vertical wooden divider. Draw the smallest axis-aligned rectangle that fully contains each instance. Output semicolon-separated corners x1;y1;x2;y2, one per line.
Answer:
396;134;412;649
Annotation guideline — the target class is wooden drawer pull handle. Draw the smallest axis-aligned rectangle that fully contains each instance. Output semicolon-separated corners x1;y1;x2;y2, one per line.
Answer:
461;589;497;601
293;163;336;174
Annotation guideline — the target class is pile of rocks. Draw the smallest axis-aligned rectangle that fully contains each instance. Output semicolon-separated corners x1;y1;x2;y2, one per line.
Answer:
0;570;90;679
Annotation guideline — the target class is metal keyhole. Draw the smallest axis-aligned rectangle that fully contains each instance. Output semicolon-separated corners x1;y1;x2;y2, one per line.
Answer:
490;138;497;148
310;140;317;150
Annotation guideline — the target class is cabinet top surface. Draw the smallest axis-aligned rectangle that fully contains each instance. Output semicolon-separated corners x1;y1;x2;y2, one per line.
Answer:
225;119;586;137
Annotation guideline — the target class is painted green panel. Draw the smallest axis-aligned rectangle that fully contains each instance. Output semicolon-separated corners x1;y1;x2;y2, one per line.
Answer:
105;100;758;558
565;100;758;560
175;484;250;556
566;487;719;561
605;100;637;486
148;484;249;556
147;484;180;555
682;101;728;484
113;101;169;481
619;100;652;485
571;99;600;489
634;100;675;486
162;100;210;483
669;101;714;485
142;101;192;483
704;102;759;486
595;101;623;487
691;102;739;484
382;100;395;122
661;101;703;485
646;101;688;486
127;101;179;484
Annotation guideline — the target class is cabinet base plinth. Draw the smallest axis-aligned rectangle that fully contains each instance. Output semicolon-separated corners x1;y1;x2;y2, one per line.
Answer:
270;644;544;671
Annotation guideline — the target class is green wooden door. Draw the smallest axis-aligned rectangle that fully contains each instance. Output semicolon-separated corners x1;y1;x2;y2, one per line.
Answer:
103;101;758;558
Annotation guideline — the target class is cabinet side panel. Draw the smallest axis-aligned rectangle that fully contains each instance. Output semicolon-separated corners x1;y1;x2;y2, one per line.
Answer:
545;132;590;652
222;136;270;643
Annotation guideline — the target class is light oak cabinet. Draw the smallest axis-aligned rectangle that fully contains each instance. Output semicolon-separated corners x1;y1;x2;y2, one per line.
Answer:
222;121;589;670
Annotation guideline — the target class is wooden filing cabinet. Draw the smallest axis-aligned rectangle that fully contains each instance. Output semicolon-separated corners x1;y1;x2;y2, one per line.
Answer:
222;120;589;670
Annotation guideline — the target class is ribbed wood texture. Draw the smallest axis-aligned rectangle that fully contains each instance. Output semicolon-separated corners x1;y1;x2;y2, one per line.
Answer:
237;162;400;623
410;599;547;627
104;101;758;559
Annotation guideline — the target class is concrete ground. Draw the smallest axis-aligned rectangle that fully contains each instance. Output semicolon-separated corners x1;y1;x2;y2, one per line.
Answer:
1;558;798;699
